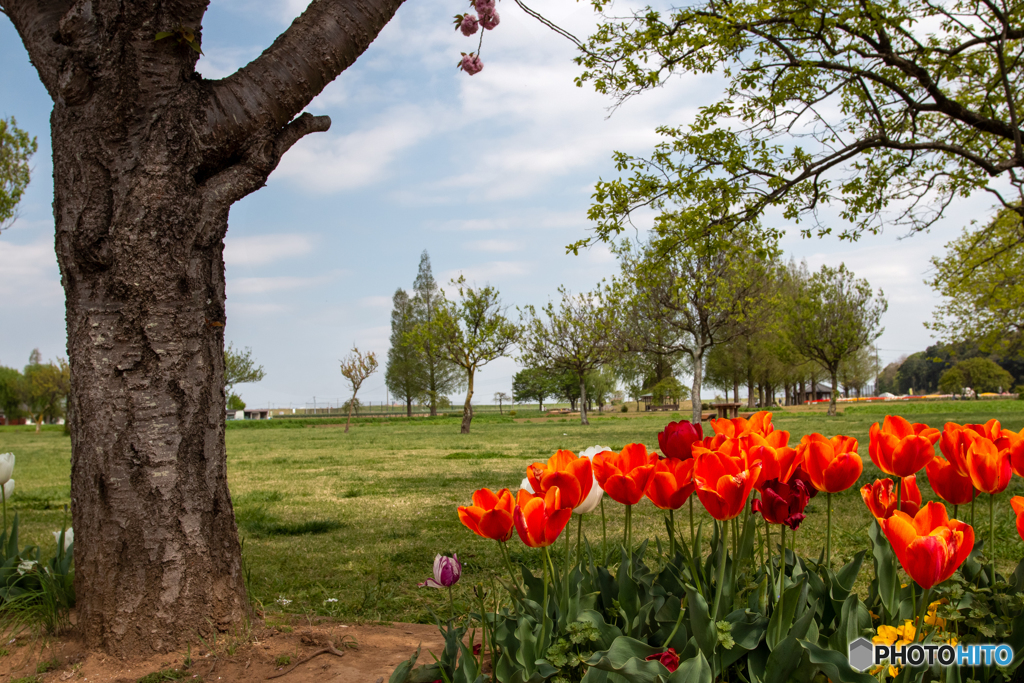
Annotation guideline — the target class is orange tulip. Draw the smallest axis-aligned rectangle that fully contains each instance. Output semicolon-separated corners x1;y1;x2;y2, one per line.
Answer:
645;457;695;510
965;438;1012;494
526;450;593;510
860;476;921;520
869;416;938;477
746;434;800;488
458;487;516;541
1011;496;1024;543
513;487;573;548
593;443;658;506
925;456;977;506
692;449;760;520
939;423;975;477
709;410;775;439
880;501;974;590
799;433;863;493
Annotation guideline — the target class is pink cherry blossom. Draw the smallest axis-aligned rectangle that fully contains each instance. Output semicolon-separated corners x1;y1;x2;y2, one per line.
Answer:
459;13;479;36
459;53;484;75
480;11;500;30
473;0;496;14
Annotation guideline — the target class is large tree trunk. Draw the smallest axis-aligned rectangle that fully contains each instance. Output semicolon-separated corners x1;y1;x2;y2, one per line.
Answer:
406;397;412;418
8;0;406;656
461;369;475;434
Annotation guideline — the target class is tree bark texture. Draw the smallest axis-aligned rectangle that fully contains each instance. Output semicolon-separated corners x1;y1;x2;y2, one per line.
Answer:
461;371;474;434
690;349;704;425
6;0;405;656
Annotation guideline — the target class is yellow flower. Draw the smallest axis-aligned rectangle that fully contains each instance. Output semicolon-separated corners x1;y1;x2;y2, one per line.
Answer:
924;600;946;629
889;664;901;677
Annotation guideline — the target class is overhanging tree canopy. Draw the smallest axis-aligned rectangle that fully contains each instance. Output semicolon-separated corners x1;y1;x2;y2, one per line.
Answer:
575;0;1024;252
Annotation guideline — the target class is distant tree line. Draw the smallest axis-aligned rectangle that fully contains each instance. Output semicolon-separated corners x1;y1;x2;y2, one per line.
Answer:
875;343;1021;398
0;349;71;431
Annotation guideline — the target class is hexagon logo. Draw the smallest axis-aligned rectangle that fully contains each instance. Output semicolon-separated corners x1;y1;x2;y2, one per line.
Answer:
848;637;874;672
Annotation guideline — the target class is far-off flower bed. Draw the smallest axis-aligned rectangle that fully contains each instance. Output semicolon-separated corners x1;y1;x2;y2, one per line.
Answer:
391;413;1024;683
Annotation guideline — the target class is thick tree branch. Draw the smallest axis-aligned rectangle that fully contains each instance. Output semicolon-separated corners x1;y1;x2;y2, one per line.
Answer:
2;0;72;97
200;0;404;160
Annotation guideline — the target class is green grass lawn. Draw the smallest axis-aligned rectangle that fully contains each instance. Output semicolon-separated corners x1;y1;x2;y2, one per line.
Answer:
3;400;1024;625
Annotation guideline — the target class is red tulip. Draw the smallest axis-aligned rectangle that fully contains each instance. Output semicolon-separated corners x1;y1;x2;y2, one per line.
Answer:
645;457;695;510
692;449;760;521
746;433;800;488
753;478;810;529
925;455;977;506
939;422;974;476
869;416;937;477
1011;496;1024;542
880;501;974;590
965;437;1012;494
526;450;593;510
709;410;775;439
860;476;921;521
657;420;703;460
799;433;863;493
458;487;516;541
593;443;658;505
513;487;573;548
645;648;679;673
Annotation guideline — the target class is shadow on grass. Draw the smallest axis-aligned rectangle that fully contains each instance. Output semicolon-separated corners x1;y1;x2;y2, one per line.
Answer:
234;490;343;537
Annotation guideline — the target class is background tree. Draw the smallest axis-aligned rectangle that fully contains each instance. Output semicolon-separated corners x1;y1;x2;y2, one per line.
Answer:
839;346;881;398
787;264;887;416
876;358;905;395
426;276;520;434
928;209;1024;354
615;227;773;424
938;358;1014;398
0;366;23;422
493;392;509;414
577;0;1024;256
1;0;407;651
412;252;463;416
224;343;266;401
0;117;36;232
521;287;619;425
340;347;378;434
512;367;555;411
23;352;70;433
385;288;428;417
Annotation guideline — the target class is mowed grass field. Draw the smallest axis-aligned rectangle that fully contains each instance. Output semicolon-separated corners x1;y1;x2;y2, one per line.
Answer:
3;399;1024;625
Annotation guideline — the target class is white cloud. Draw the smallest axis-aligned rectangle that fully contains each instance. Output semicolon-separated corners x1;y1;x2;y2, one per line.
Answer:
443;261;531;284
360;295;394;309
230;275;328;295
468;239;520;253
274;106;436;192
0;239;62;306
224;233;314;266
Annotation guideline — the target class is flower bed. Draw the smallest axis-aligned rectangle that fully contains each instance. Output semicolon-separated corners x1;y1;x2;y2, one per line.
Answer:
391;413;1024;683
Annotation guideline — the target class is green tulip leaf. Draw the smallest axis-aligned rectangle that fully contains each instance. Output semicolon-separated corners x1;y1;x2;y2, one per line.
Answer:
388;644;421;683
584;636;668;683
684;583;716;663
799;639;877;683
666;647;712;683
767;575;807;651
763;604;815;683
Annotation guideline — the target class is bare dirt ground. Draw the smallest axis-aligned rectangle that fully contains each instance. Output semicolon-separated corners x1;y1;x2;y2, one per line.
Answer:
0;620;443;683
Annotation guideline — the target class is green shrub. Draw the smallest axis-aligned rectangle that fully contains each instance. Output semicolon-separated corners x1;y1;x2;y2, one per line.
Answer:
620;404;628;413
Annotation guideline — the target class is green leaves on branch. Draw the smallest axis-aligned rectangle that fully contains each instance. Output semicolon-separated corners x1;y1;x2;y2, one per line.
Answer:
574;0;1024;251
0;117;37;233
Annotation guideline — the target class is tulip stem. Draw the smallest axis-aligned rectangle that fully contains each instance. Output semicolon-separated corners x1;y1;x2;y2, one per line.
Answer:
477;588;488;673
624;504;633;557
689;496;695;549
1;486;6;545
498;542;523;602
915;586;932;642
953;504;959;520
576;514;583;565
541;547;551;650
826;492;833;569
564;519;572;612
971;496;976;530
711;519;729;625
448;585;455;623
664;595;687;648
990;493;996;586
668;509;676;558
600;498;608;565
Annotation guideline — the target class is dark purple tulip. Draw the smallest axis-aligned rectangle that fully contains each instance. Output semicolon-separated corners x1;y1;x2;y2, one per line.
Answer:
753;478;810;530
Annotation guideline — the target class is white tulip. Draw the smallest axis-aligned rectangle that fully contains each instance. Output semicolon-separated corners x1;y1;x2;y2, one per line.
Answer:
0;453;14;486
53;528;73;551
519;477;534;495
574;445;611;516
2;479;14;501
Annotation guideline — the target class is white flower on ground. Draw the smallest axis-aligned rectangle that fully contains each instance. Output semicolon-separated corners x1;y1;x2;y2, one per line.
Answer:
324;598;338;604
0;453;13;486
17;560;38;575
275;597;292;607
574;446;611;515
53;528;73;551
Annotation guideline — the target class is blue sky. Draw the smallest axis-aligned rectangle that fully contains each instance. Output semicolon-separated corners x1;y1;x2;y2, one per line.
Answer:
0;0;1001;409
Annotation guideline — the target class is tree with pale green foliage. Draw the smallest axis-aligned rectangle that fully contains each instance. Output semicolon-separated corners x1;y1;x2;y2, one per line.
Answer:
786;264;886;416
224;343;266;399
927;209;1024;354
0;117;37;233
23;352;70;433
424;276;520;434
385;288;428;417
340;347;378;434
412;252;463;417
573;0;1024;255
521;287;620;426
